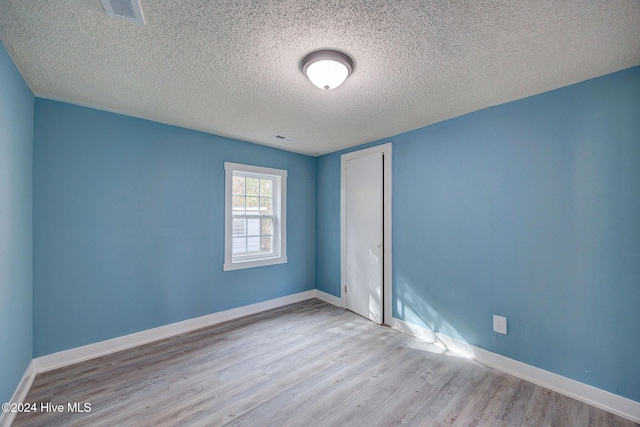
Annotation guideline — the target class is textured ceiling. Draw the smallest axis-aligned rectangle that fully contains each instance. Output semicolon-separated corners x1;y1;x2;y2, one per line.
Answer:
1;1;639;156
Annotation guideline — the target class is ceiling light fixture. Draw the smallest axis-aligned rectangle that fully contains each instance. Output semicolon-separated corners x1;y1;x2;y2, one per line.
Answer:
301;50;354;90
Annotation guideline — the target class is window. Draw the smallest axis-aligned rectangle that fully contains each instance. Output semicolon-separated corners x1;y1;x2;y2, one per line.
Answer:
224;162;287;271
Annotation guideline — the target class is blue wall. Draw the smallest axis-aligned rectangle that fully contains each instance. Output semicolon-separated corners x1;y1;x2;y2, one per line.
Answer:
0;42;34;403
33;100;316;357
316;66;640;401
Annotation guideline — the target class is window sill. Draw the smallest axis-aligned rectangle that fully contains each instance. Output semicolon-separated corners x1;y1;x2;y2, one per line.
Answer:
223;255;287;271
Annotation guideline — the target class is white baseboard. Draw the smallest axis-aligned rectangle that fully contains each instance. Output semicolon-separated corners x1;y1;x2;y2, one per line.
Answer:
0;360;36;427
390;317;438;344
314;289;342;307
391;317;640;424
34;290;316;373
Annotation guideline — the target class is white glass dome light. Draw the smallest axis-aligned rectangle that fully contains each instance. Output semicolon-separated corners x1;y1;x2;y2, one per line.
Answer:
301;50;354;90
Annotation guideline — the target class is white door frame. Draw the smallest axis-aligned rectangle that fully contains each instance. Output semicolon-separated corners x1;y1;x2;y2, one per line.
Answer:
340;142;392;325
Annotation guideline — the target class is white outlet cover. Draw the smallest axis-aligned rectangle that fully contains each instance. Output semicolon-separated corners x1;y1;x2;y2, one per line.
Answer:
493;315;507;335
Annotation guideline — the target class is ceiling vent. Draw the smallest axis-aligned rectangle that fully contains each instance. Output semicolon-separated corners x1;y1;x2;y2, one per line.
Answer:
273;135;299;143
101;0;145;25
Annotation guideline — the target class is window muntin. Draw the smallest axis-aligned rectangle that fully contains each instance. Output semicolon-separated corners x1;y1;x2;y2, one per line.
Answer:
224;163;287;271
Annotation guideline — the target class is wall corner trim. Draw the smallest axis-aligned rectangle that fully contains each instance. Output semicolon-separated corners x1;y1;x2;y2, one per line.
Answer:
314;290;342;307
390;317;640;424
0;360;36;427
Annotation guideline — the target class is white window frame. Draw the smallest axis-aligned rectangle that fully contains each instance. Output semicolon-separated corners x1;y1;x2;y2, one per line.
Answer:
224;162;287;271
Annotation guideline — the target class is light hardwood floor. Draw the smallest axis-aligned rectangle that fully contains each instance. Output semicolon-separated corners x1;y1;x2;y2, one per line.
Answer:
13;300;637;426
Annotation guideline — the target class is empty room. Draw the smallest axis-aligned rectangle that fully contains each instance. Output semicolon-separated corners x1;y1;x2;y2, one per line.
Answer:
1;1;639;426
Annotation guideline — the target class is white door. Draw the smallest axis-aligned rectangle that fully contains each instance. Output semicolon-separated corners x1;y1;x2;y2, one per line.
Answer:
345;151;383;324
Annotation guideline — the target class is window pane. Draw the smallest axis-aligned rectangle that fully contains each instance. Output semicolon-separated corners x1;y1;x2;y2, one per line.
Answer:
232;176;245;195
260;197;273;215
232;237;246;256
262;218;272;235
246;178;259;196
261;236;272;253
233;219;246;236
247;236;260;254
260;179;272;197
232;196;245;213
246;196;259;212
247;218;260;236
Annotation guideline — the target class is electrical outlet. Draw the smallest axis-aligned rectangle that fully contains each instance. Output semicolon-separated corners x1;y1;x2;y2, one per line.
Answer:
493;315;507;334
